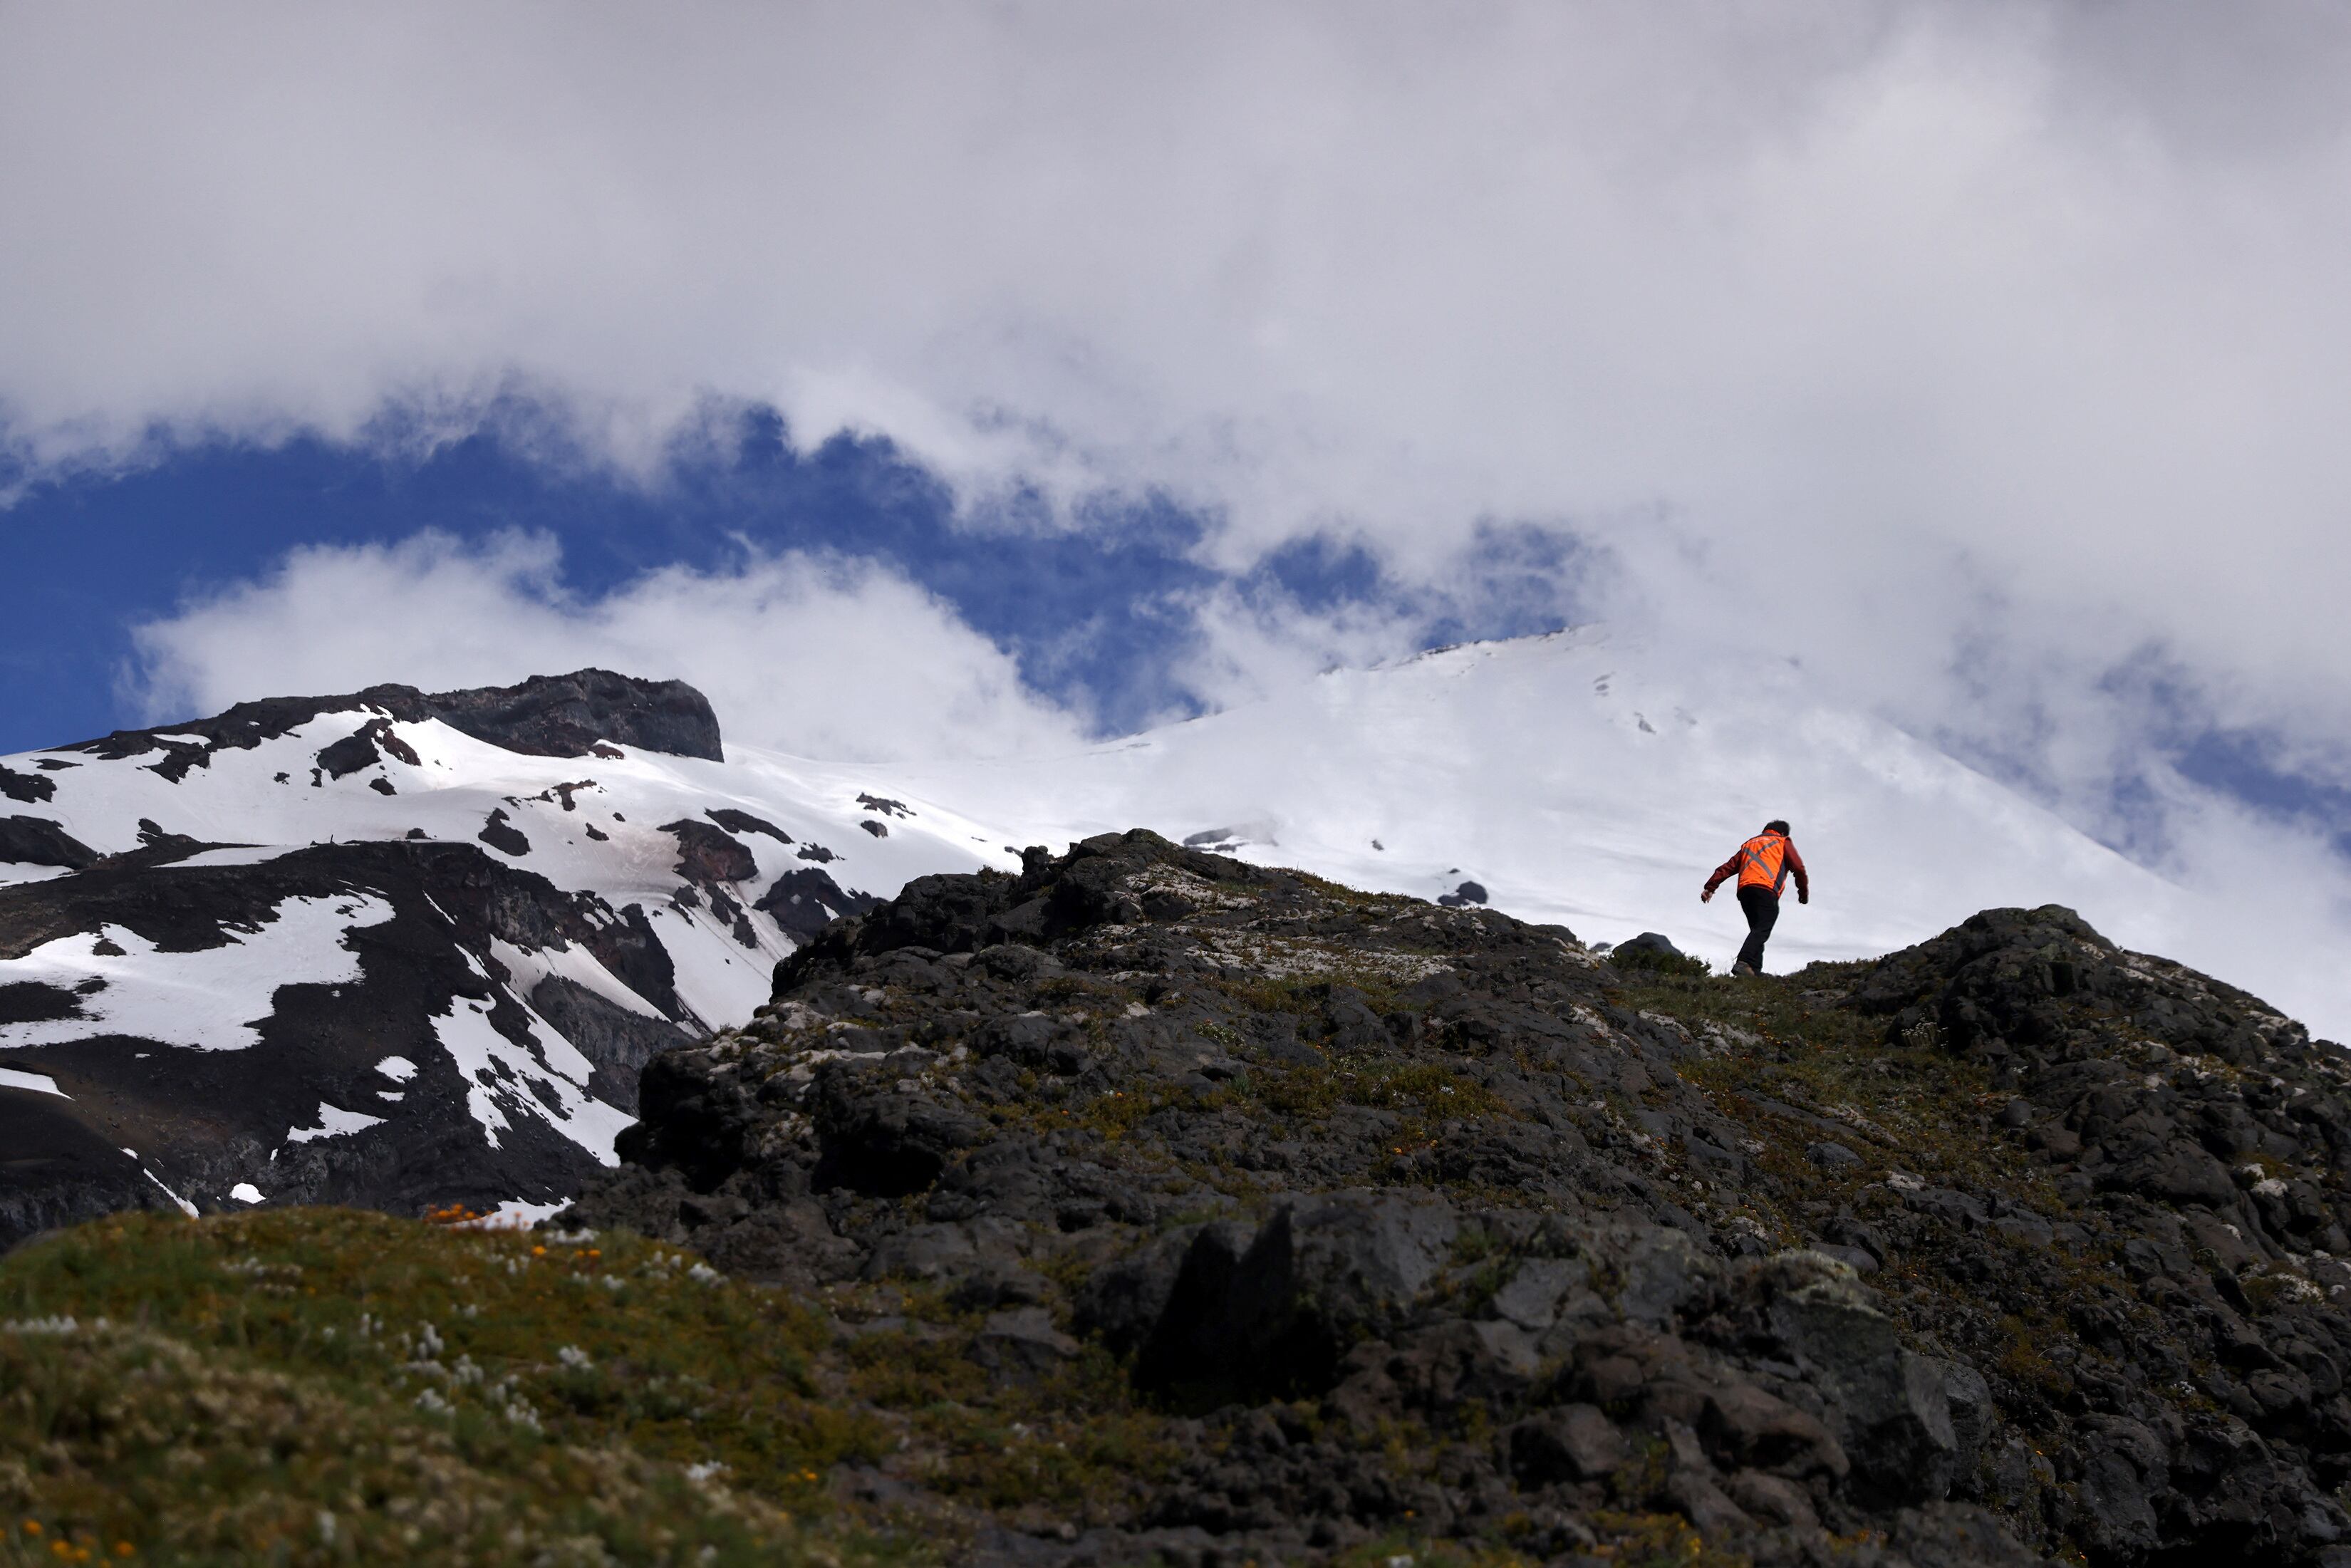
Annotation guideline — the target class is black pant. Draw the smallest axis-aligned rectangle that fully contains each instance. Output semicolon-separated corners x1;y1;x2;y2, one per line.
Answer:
1735;886;1780;972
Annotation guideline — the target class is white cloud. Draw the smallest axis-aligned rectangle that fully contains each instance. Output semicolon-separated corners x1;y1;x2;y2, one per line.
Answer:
126;533;1085;763
9;2;2351;975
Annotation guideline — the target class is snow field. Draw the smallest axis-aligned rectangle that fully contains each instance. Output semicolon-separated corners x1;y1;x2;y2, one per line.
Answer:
0;894;394;1052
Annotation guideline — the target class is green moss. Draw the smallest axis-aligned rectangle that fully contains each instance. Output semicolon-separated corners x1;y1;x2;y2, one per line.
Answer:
1252;1060;1508;1125
1994;1314;2074;1406
1070;1086;1161;1142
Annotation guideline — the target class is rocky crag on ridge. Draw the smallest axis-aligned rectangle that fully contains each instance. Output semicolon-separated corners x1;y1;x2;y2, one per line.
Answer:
576;829;2351;1567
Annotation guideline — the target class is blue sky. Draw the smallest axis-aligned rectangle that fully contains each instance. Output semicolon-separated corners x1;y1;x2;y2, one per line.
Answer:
0;412;1213;753
1;405;1597;756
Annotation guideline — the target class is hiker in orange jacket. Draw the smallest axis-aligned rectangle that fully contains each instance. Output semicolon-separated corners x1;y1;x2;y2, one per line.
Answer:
1701;819;1809;976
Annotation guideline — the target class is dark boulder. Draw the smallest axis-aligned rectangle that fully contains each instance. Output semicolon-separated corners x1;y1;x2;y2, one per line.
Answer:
1133;1191;1458;1406
809;1055;992;1198
1762;1257;1965;1502
1508;1404;1628;1484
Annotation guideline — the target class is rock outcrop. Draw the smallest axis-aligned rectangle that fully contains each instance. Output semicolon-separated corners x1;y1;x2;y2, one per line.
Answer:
574;831;2351;1567
69;668;725;765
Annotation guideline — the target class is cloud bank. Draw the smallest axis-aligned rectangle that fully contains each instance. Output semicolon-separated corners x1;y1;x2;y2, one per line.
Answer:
7;11;2345;549
128;534;1085;763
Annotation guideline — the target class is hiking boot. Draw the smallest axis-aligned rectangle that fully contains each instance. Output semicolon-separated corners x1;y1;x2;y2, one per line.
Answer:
1731;960;1758;977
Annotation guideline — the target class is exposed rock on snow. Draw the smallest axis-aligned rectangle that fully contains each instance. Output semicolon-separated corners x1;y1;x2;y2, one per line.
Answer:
476;808;531;857
0;764;58;804
0;670;1019;1245
752;868;878;942
660;818;759;886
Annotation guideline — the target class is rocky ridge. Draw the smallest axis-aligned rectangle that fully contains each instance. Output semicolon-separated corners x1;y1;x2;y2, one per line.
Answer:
67;667;726;768
576;829;2351;1567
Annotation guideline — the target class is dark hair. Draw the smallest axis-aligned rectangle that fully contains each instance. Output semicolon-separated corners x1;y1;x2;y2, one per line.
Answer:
1765;819;1790;835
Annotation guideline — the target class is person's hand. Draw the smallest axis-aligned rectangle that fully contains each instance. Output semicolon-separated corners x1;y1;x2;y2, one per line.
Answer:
1799;891;1810;905
1700;888;1712;903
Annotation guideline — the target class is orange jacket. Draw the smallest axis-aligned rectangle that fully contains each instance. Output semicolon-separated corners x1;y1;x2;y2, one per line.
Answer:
1705;832;1808;900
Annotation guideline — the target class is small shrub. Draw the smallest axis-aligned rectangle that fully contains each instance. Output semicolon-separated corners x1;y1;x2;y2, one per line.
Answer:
1604;943;1711;980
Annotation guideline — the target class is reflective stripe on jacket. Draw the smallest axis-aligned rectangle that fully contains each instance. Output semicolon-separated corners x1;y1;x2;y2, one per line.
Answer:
1737;832;1787;891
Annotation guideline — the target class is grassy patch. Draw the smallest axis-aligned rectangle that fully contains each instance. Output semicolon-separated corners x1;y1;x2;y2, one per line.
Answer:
0;1210;902;1565
1254;1060;1507;1124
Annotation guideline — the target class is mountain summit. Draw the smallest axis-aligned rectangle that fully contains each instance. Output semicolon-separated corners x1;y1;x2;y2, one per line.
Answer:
0;670;1010;1245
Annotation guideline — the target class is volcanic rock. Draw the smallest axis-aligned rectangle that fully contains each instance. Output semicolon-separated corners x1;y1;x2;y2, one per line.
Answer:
568;838;2351;1565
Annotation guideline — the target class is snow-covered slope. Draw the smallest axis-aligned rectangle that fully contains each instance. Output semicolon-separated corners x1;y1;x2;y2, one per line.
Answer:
1;713;1016;1026
0;671;1018;1242
887;630;2342;1042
